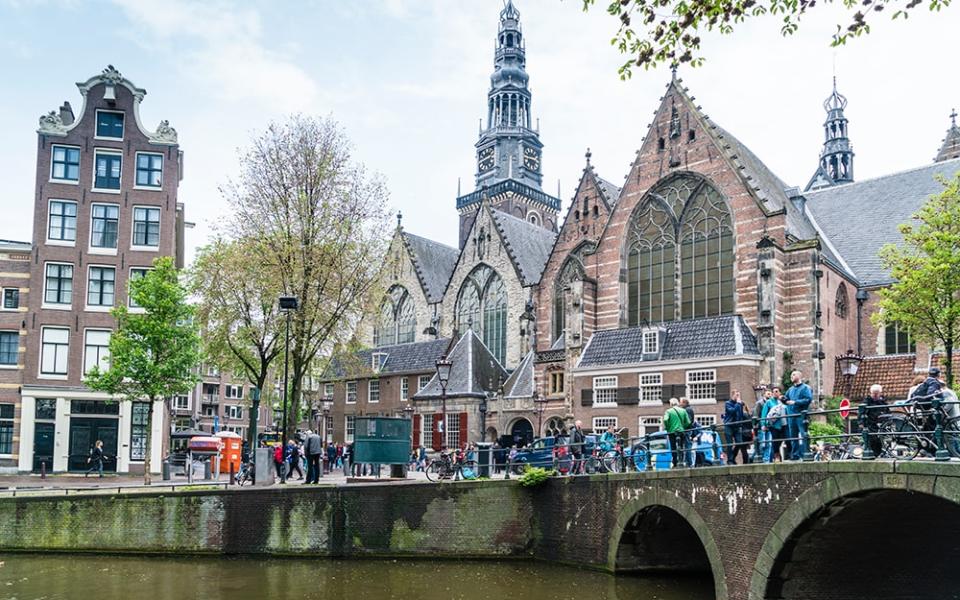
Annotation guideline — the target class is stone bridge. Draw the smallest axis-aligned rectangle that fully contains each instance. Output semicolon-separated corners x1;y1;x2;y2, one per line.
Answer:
1;461;958;599
536;460;960;599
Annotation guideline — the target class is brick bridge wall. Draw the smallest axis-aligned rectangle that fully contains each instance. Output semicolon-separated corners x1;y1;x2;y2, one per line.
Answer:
1;463;958;599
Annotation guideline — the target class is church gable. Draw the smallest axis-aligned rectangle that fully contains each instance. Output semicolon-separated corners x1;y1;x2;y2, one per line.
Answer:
366;229;437;347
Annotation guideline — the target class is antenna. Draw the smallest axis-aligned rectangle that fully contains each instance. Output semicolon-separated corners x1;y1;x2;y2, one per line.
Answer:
457;177;461;196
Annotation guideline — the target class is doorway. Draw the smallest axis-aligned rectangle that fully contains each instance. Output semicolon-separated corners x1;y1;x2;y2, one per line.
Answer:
68;418;118;472
32;423;55;472
510;418;534;447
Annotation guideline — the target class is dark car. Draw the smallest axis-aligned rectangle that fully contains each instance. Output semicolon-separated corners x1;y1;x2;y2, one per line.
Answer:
511;435;598;474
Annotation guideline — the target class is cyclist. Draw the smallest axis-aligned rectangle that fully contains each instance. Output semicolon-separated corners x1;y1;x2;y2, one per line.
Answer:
599;425;617;452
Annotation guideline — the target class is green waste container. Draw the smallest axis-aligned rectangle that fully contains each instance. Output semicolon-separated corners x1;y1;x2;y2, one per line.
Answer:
354;417;412;465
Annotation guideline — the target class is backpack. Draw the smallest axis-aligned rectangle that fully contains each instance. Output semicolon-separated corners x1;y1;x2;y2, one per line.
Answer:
273;445;283;463
766;402;786;425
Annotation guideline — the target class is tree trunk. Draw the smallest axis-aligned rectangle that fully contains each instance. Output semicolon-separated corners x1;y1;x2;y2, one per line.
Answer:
143;399;155;486
946;342;954;389
247;375;267;452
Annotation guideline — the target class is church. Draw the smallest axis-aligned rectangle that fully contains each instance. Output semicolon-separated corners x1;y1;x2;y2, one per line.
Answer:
320;1;960;450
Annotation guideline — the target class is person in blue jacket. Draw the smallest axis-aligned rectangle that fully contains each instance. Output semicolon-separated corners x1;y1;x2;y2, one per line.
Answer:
761;388;788;462
723;390;747;465
784;370;813;460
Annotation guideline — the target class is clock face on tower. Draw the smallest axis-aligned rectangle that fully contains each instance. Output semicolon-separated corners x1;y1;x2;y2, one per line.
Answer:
523;146;540;172
478;146;495;173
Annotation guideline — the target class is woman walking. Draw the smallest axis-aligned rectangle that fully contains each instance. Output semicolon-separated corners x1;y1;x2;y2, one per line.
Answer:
85;440;105;478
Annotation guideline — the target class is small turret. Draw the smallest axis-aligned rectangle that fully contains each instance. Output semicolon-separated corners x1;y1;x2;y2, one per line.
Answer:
935;109;960;163
805;78;855;191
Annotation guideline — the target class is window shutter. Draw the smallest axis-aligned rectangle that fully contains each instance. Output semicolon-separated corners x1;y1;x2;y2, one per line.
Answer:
661;385;673;403
716;381;731;402
412;414;421;447
459;412;469;447
433;412;443;451
673;384;688;399
581;388;593;407
617;387;640;405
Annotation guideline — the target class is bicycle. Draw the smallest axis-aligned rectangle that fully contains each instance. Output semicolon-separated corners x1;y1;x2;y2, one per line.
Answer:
874;394;960;460
425;451;478;482
235;461;254;486
599;429;630;473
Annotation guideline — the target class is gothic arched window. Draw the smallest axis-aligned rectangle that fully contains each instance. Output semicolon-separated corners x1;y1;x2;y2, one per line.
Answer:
625;174;734;324
456;265;507;365
373;286;416;347
553;257;585;343
835;283;848;320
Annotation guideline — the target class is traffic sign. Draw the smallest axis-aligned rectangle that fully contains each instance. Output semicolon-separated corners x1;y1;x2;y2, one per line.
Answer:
839;398;851;419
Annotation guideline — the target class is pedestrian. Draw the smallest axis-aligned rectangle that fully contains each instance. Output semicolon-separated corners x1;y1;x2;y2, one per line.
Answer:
784;370;813;460
762;387;787;462
723;389;747;465
569;420;586;474
287;439;304;480
85;440;105;478
664;398;691;468
680;397;696;467
273;443;285;481
326;442;337;476
303;430;322;484
862;384;889;458
417;445;428;472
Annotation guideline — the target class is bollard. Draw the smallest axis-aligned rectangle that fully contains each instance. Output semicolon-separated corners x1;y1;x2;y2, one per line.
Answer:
41;461;46;479
229;462;235;486
859;404;876;460
933;397;950;462
801;410;814;461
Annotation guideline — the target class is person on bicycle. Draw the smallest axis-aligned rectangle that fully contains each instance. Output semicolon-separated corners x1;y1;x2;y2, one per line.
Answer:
862;384;888;457
911;367;944;408
599;425;617;453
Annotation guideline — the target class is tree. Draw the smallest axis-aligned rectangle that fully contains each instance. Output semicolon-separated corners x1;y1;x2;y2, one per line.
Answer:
582;0;953;77
191;238;284;451
222;115;392;440
86;256;201;484
874;173;960;387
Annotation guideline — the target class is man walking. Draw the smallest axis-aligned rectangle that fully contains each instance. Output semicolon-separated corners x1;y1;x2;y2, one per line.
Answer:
784;370;813;460
303;430;322;484
569;420;586;474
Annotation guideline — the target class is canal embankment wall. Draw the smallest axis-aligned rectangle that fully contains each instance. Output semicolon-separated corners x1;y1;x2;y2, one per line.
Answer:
0;480;532;557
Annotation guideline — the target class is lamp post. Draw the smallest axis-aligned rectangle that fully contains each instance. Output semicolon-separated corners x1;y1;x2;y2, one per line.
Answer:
435;356;452;450
534;393;548;438
478;395;489;442
321;400;332;443
278;295;299;483
836;349;863;399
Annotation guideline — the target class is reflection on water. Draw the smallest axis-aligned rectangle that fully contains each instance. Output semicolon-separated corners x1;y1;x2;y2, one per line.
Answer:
0;555;714;600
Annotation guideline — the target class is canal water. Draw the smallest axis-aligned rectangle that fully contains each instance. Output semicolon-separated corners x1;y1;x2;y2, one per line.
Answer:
0;555;713;599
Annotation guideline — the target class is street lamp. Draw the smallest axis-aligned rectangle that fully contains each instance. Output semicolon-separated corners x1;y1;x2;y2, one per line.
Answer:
752;384;767;408
321;400;332;443
836;349;863;399
436;356;452;450
478;395;489;442
534;393;548;438
278;294;299;483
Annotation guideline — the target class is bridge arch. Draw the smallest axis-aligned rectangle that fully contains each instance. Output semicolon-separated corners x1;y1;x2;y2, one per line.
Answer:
607;489;727;600
750;473;960;599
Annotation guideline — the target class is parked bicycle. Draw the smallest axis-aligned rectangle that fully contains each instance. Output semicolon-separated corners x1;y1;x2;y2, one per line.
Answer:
425;451;478;482
235;461;254;486
874;395;960;460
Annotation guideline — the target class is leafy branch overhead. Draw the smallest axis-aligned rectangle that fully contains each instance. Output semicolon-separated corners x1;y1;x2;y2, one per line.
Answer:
582;0;952;77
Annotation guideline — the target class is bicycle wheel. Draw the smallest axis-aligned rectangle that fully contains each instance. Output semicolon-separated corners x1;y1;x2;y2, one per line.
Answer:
511;461;527;475
425;460;444;482
879;417;921;460
602;450;625;473
943;417;960;458
459;460;478;480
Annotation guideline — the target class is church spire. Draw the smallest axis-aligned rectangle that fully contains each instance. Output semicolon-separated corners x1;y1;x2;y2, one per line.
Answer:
805;77;855;191
935;108;960;163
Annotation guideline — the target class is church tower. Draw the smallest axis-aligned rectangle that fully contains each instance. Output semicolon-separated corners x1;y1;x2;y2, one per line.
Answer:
457;0;561;247
805;78;855;191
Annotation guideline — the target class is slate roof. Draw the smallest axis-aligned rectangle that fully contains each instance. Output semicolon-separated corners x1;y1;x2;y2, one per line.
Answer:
577;315;759;369
596;175;622;207
413;329;507;399
323;338;451;381
401;232;460;303
803;158;960;286
489;208;557;286
502;351;535;399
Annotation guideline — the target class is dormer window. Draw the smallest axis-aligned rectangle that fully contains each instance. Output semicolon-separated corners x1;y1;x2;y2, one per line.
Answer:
95;110;124;140
642;330;659;354
371;351;388;373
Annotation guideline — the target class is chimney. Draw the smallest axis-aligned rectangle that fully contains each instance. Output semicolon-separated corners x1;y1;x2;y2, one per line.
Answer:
59;102;74;126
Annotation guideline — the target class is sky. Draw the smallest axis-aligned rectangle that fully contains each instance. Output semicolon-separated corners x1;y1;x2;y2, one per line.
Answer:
1;0;958;258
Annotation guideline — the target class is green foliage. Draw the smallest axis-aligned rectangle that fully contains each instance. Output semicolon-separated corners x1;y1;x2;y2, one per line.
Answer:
822;396;846;430
581;0;952;77
873;173;960;387
808;421;844;444
86;257;201;483
517;466;555;487
780;351;794;392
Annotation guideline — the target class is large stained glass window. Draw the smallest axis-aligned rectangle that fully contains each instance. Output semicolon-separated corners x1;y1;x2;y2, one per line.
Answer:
553;257;585;343
625;174;734;324
373;286;416;347
455;265;507;365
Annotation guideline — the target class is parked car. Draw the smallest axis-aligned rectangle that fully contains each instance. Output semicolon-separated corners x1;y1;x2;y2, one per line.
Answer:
511;435;599;474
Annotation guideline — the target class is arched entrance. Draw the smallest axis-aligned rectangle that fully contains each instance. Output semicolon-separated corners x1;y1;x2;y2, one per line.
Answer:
758;488;960;599
509;418;534;447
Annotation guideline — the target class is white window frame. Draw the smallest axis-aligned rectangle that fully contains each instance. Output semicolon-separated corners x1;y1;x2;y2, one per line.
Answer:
49;144;81;185
418;374;432;391
0;403;14;457
226;405;243;420
346;381;357;404
39;326;70;379
695;415;717;428
224;384;243;400
134;152;164;190
82;328;111;376
685;369;717;405
94;109;125;141
128;267;151;310
92;148;123;194
131;205;161;251
446;414;460;449
46;199;78;246
202;405;218;417
323;383;335;399
638;416;662;436
642;330;659;354
592;416;618;435
639;373;663;406
1;287;19;311
173;395;190;411
422;414;433;447
592;376;618;407
206;365;219;377
85;264;116;312
345;415;356;443
400;378;409;401
368;379;380;403
42;261;73;310
89;202;120;254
